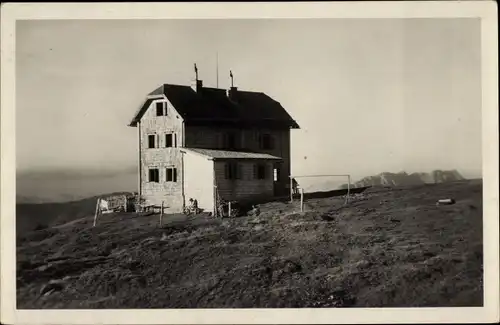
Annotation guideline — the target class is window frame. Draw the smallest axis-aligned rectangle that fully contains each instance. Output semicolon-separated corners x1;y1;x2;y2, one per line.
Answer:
259;133;274;150
147;134;157;149
166;167;178;182
273;167;279;182
254;163;267;180
155;101;167;117
224;162;240;180
165;133;175;148
148;168;160;183
224;132;237;150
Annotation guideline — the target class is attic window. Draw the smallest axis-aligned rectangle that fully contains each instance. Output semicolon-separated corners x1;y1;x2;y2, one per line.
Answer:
156;102;167;116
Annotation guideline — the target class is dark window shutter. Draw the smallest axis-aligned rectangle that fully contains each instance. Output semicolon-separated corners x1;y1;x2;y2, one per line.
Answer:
217;133;223;149
236;163;242;179
269;135;275;149
174;133;177;147
173;168;177;182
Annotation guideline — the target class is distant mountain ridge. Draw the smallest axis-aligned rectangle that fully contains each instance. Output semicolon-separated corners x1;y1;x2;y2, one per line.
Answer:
17;167;467;204
346;170;465;188
16;167;137;204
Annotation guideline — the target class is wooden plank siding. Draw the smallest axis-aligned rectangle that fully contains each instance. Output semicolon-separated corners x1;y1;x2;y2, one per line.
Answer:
185;126;291;196
214;160;274;203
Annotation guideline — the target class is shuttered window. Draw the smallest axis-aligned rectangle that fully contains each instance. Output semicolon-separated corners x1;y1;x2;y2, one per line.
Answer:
166;167;177;182
222;132;238;150
148;168;159;182
217;133;223;149
165;133;173;148
225;162;240;180
148;135;156;148
254;163;266;180
259;133;274;150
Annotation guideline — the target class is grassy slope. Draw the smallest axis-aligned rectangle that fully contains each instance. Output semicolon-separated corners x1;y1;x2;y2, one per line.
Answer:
16;192;133;233
16;180;483;308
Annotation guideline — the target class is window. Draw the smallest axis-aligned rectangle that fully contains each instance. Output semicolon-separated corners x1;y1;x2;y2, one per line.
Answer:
166;167;177;182
148;135;156;148
224;162;240;180
223;132;237;149
259;133;274;150
165;133;176;148
254;163;267;180
273;163;282;182
148;168;159;182
156;102;166;116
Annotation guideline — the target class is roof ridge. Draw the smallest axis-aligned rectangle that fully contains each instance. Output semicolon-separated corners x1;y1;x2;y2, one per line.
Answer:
129;84;300;129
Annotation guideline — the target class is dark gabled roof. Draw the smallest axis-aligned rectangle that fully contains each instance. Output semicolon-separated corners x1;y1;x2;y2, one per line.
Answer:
128;84;300;129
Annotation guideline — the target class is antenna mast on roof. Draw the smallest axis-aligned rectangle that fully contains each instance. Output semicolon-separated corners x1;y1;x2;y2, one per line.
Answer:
230;70;234;88
194;63;198;80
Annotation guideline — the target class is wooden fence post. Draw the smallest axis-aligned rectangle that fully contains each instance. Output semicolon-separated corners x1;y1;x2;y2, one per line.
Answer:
290;177;293;203
345;175;351;205
228;201;232;218
93;198;100;227
160;201;164;227
300;188;304;212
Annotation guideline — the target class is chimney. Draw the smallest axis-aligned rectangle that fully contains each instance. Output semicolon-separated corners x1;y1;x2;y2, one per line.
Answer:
191;79;203;93
227;86;238;101
191;63;203;92
227;70;237;100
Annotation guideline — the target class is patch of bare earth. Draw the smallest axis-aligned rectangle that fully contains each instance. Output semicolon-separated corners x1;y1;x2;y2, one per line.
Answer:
17;180;483;308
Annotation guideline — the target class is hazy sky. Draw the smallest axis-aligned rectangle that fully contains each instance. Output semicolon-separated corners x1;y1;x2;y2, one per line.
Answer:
16;18;482;180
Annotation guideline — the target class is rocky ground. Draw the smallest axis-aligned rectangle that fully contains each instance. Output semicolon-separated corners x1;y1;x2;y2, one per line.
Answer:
16;180;483;308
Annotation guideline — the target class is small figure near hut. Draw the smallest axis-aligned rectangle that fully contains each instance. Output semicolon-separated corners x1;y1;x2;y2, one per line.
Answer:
292;178;300;195
193;198;199;213
249;205;261;217
185;198;200;215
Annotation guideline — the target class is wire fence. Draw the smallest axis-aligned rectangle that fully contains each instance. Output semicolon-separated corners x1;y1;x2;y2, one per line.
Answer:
289;174;352;210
